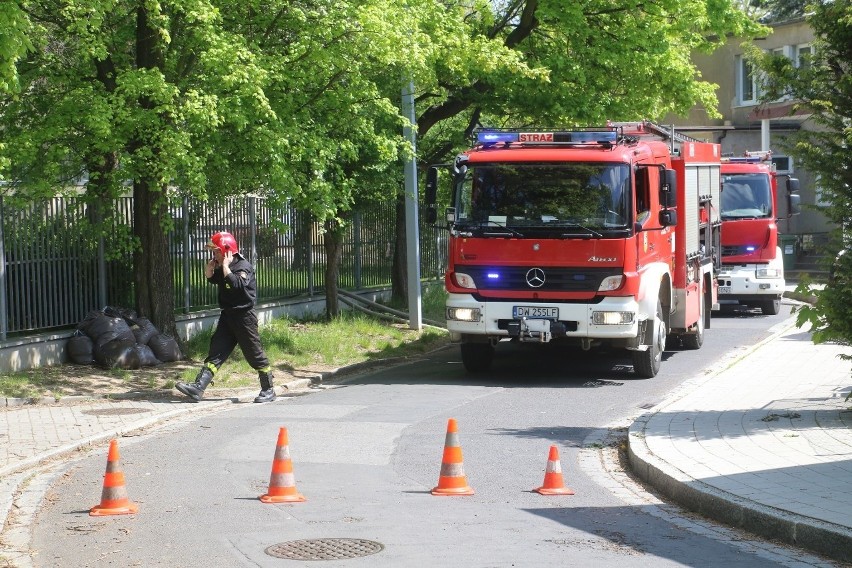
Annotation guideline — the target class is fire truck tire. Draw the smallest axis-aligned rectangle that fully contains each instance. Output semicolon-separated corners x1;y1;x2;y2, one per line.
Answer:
760;298;781;316
682;285;705;350
461;343;494;373
632;301;665;378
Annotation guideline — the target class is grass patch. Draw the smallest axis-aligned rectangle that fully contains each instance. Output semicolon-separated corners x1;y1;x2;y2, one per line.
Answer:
0;287;450;398
180;310;448;388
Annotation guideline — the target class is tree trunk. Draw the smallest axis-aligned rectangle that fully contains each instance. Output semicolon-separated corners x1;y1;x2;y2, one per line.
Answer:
133;180;179;341
391;190;407;305
323;219;344;319
130;5;178;345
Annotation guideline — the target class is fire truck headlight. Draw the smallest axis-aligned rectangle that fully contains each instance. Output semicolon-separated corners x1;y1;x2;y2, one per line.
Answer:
756;268;781;279
447;307;481;322
453;272;476;289
592;311;635;325
598;275;624;291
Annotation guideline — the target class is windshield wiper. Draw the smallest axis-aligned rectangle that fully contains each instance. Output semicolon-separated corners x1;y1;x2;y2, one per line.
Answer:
722;214;763;220
555;221;603;238
479;219;525;238
456;220;525;238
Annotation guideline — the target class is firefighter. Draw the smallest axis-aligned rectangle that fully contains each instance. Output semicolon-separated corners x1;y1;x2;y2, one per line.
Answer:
175;231;277;403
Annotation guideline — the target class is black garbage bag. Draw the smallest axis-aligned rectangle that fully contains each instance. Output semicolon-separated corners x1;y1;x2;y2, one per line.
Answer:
148;333;182;363
103;305;138;322
67;330;95;365
83;313;136;345
76;310;105;336
94;330;120;349
95;338;141;369
130;317;159;346
134;344;162;367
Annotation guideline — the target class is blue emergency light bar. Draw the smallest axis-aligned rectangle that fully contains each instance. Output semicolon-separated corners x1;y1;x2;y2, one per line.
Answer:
724;156;763;163
476;130;618;146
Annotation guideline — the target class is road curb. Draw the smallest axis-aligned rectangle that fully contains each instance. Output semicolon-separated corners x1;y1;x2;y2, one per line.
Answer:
626;312;852;564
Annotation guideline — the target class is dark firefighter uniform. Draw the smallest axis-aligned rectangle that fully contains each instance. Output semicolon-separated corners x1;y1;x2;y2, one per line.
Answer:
176;230;275;403
204;254;271;373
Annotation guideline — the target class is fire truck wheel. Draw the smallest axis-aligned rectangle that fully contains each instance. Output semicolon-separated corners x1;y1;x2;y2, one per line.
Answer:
760;298;781;316
461;343;494;373
632;301;665;378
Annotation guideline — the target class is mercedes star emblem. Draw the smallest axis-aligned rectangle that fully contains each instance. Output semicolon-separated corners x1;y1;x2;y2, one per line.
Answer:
526;267;546;288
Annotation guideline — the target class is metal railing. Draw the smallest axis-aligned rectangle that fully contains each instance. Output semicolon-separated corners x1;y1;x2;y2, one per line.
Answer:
0;195;446;339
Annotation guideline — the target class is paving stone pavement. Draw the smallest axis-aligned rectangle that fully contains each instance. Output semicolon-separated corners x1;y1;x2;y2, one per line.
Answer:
630;313;852;564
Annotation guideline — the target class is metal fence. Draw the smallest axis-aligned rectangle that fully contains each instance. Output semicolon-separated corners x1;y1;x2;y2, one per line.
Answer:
0;195;446;339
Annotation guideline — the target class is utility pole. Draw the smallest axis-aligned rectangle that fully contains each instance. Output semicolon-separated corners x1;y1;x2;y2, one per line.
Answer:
402;80;422;330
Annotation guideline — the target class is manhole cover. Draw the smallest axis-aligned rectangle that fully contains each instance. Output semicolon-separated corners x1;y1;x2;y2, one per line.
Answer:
265;538;384;561
81;408;152;416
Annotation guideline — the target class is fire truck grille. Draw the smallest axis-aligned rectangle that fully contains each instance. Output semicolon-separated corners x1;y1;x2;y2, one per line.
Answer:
457;265;621;292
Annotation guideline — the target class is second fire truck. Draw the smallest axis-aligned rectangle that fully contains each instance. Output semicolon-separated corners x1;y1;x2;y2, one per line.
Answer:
717;152;800;315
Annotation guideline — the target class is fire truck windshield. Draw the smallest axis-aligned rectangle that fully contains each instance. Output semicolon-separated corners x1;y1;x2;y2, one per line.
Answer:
721;173;773;219
454;163;631;237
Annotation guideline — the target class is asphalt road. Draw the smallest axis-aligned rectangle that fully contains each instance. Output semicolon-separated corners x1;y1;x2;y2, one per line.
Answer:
29;303;827;567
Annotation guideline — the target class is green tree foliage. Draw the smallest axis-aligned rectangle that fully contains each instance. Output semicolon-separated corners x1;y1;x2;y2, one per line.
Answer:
752;1;852;353
746;0;808;23
0;2;32;94
411;0;764;160
0;0;765;326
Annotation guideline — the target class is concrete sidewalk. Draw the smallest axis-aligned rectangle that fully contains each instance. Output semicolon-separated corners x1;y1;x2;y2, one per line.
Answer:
629;313;852;564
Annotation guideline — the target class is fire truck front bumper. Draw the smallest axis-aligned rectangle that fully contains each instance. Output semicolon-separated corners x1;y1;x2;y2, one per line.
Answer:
445;294;640;344
717;263;785;301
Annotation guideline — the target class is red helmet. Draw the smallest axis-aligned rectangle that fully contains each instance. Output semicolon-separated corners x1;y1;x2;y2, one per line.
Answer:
206;231;239;254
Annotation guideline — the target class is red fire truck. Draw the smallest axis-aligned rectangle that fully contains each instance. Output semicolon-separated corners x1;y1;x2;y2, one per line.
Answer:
425;121;722;377
717;152;800;315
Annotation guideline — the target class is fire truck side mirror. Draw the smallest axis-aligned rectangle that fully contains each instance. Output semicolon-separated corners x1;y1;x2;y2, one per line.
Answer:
788;193;802;216
425;167;438;205
659;209;678;227
660;169;678;208
786;177;800;195
424;167;439;224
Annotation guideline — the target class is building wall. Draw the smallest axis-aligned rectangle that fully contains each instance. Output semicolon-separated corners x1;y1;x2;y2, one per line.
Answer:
666;18;831;237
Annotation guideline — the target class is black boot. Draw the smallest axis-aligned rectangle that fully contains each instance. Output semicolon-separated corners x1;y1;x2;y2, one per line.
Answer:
254;371;276;403
176;367;214;402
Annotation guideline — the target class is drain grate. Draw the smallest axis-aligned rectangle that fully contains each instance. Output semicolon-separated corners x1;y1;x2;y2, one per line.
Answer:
81;408;152;416
265;538;384;561
582;379;624;388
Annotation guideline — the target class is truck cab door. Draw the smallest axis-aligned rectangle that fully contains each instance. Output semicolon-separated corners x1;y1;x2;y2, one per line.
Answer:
636;167;670;270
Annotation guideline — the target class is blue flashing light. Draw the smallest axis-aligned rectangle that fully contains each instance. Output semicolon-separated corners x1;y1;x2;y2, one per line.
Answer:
725;157;762;163
478;131;519;144
746;246;757;252
476;130;618;145
487;272;500;279
563;131;617;143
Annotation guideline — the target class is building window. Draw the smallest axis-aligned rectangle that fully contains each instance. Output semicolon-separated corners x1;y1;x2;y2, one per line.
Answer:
737;55;758;105
796;44;812;68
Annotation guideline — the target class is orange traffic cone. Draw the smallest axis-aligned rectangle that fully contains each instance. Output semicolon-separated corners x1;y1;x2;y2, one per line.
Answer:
534;445;575;495
260;427;306;503
90;439;139;516
431;418;474;496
